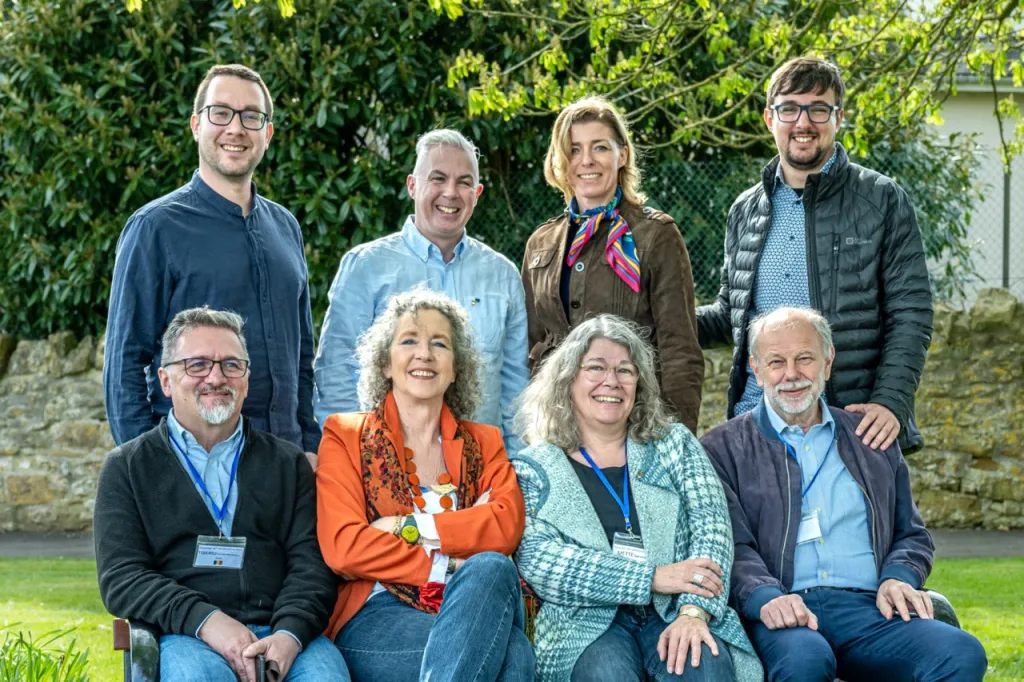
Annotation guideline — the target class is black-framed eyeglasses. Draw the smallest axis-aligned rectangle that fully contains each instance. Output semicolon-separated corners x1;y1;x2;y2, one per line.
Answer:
770;103;839;124
199;105;269;131
164;357;250;378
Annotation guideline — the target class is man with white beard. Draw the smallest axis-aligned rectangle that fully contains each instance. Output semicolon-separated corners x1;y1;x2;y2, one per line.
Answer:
699;307;985;682
94;307;351;682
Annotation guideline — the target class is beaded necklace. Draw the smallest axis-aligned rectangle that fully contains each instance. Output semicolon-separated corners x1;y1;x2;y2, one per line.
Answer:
400;436;456;512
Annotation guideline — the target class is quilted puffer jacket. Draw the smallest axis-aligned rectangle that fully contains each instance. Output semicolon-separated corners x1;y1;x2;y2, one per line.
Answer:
696;144;933;453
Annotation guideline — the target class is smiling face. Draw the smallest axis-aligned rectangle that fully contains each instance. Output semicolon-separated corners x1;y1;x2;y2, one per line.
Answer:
750;317;834;424
406;145;483;248
384;309;457;406
159;326;249;431
568;121;627;211
764;88;843;174
571;337;637;438
191;75;273;185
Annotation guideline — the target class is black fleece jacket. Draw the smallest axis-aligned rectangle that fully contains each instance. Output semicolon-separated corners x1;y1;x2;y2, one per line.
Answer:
94;419;336;646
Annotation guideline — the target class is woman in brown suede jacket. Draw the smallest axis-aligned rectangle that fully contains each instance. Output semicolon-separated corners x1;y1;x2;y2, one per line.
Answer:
521;96;704;434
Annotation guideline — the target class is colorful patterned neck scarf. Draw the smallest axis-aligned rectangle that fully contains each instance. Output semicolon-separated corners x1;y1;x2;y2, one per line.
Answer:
566;187;641;293
359;393;484;614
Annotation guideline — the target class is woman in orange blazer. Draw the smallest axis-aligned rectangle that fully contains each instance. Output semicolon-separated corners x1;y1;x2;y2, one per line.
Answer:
316;288;532;682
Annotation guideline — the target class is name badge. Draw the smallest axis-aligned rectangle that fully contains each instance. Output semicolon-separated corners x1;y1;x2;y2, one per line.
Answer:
796;511;823;544
194;535;246;569
612;532;646;563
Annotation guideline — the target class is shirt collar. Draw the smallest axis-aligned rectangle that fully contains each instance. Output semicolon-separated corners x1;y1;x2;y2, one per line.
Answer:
189;170;260;218
773;143;840;191
401;215;468;263
168;409;244;457
762;394;834;437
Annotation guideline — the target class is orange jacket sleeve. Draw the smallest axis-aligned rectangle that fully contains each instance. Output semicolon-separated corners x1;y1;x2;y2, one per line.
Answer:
316;413;432;586
433;422;526;557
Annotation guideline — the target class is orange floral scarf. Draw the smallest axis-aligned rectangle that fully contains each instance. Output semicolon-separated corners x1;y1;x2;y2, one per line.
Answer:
359;392;484;614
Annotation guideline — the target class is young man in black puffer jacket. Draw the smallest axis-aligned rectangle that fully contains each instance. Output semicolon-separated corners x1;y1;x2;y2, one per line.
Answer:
697;57;933;454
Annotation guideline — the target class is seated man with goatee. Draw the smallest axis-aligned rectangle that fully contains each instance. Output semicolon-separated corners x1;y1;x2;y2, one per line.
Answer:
95;306;350;682
700;307;985;682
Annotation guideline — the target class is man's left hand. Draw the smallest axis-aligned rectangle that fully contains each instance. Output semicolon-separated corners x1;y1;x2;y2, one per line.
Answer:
846;403;900;450
242;632;301;680
877;579;934;622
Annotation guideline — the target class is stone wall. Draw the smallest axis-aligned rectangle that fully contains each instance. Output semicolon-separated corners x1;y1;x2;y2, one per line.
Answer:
1;289;1023;532
0;332;111;532
696;288;1024;530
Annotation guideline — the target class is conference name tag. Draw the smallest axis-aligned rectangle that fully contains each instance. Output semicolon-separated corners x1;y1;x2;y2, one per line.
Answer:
194;535;246;569
612;532;646;563
796;511;823;544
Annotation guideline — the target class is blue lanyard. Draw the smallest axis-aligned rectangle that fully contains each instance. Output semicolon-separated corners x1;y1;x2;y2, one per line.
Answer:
779;428;837;498
578;446;633;534
169;431;243;532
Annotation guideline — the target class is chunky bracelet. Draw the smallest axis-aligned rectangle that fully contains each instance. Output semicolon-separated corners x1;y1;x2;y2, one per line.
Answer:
393;515;403;536
678;605;709;623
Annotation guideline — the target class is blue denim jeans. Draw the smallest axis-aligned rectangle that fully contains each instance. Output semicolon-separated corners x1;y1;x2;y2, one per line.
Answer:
745;589;987;682
334;552;535;682
570;604;734;682
160;624;350;682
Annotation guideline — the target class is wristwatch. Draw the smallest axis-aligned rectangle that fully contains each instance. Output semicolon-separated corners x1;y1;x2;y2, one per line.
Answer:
400;515;421;544
678;605;709;623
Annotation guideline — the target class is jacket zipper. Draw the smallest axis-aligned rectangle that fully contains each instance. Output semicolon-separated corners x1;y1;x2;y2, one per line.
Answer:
844;439;878;570
803;181;822;310
778;443;793;581
830;234;840;314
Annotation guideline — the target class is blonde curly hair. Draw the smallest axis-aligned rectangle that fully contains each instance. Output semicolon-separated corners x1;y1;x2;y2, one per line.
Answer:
356;288;482;419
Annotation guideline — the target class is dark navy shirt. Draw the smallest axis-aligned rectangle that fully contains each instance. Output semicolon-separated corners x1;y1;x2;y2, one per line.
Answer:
103;171;320;452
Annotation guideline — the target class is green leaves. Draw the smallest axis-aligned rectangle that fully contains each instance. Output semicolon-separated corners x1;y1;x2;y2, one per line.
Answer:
436;0;1024;160
2;0;554;337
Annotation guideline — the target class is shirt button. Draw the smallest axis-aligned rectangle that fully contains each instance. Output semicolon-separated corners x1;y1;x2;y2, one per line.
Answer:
570;300;581;309
819;538;825;544
822;571;828;578
531;255;540;267
574;262;585;272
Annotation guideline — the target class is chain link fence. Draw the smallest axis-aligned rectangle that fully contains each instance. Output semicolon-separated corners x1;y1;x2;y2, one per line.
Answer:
956;148;1024;303
471;154;1003;307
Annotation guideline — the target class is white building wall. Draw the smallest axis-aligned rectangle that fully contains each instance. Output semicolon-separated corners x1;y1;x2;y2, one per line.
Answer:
934;90;1024;304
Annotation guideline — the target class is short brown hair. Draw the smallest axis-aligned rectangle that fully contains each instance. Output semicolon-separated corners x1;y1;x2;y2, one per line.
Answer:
193;64;274;122
544;96;647;206
767;58;845;110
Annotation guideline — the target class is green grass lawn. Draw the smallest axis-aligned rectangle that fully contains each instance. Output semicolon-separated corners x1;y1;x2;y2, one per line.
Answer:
1;557;1022;681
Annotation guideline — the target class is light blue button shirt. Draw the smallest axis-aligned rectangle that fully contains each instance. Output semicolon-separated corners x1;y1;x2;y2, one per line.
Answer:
735;147;839;415
312;216;529;455
167;410;243;538
763;396;878;592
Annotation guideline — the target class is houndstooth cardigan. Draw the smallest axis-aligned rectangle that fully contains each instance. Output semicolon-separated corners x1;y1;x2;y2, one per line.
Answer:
511;423;763;682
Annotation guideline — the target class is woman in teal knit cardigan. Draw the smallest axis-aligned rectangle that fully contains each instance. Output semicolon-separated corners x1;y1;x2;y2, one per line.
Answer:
511;314;762;682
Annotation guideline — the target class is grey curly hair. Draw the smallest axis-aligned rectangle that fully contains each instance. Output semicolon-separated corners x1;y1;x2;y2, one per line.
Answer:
356;288;482;419
514;314;673;449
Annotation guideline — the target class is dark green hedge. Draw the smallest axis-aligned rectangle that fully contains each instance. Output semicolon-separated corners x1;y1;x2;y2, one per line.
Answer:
0;0;553;338
0;0;980;338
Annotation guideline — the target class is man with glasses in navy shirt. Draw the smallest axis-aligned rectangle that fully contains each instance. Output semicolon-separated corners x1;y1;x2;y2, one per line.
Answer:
103;64;320;459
